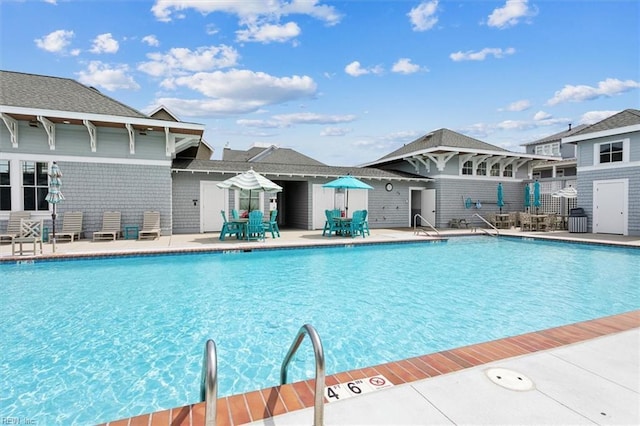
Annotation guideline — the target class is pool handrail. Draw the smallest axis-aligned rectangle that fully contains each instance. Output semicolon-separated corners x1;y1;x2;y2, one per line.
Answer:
280;324;325;426
201;339;218;426
413;213;440;236
472;213;499;236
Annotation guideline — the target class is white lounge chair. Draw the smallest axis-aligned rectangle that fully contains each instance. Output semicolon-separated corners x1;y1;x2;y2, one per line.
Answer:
56;212;83;242
93;211;121;241
0;211;31;243
138;211;161;240
12;219;44;255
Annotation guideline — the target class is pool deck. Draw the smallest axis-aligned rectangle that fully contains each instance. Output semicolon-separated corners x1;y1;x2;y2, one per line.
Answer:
2;228;639;425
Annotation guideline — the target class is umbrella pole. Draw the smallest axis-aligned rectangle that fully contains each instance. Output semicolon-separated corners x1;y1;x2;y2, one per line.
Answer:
51;204;56;253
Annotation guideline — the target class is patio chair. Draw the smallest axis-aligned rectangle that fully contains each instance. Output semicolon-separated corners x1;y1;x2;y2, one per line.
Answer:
347;210;367;238
93;211;121;241
263;209;280;238
231;209;239;220
139;211;161;240
0;211;31;243
219;210;243;241
56;211;83;242
322;209;341;237
11;219;44;255
520;212;532;231
245;210;265;241
360;209;370;236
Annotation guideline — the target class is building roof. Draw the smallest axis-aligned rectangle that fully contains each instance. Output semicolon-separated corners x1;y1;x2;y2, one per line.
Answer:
222;145;326;166
521;124;588;146
562;109;640;144
0;70;147;118
365;128;509;166
172;159;430;182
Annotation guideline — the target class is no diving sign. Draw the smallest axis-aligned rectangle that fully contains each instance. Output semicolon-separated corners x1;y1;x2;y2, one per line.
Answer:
325;375;393;402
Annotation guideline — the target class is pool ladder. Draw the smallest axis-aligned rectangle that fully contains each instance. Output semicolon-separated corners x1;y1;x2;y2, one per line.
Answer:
413;213;441;237
201;324;325;426
471;213;499;236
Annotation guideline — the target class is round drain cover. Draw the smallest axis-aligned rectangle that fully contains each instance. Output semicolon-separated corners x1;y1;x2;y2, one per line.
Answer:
485;368;535;391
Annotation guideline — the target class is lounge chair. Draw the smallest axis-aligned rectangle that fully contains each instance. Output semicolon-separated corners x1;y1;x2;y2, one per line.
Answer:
219;210;243;241
0;211;31;243
138;211;161;240
93;211;121;241
245;210;265;241
56;212;83;242
12;219;44;255
263;209;280;238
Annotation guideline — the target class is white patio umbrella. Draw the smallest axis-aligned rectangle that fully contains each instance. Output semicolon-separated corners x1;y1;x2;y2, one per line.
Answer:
551;186;577;198
45;162;64;252
216;168;282;211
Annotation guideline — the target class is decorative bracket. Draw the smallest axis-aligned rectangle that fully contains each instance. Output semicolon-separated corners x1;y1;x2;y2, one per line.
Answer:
125;123;135;154
37;115;56;150
83;119;97;152
1;113;18;148
426;152;458;171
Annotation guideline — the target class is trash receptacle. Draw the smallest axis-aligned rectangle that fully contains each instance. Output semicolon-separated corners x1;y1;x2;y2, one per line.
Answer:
568;207;587;233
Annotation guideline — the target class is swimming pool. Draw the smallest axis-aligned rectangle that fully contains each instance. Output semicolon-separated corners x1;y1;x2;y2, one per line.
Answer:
1;236;639;424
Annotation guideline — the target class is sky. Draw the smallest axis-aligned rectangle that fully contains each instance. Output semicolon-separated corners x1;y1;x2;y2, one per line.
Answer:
1;0;639;166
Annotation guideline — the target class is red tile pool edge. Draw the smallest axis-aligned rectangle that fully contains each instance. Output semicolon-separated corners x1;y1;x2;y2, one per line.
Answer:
101;310;640;426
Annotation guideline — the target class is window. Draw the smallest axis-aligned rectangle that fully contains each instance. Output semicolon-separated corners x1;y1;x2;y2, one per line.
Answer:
599;142;623;164
462;160;473;175
503;164;513;177
238;189;260;212
534;142;560;156
476;162;487;176
490;164;500;176
0;160;10;211
22;161;49;211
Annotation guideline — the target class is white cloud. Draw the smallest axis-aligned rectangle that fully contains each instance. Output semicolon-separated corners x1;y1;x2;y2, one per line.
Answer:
345;61;383;77
236;119;282;129
76;61;140;91
205;24;219;35
154;69;317;116
533;110;551;121
578;110;619;125
151;0;341;26
142;35;160;47
450;47;515;61
391;58;423;74
34;29;74;54
487;0;537;29
504;99;530;112
138;45;239;77
547;78;640;106
238;113;356;129
44;0;57;4
321;127;352;137
408;1;439;32
236;21;301;43
90;33;119;54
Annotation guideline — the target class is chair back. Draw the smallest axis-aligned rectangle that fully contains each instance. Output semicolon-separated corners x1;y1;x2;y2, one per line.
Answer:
19;219;44;240
102;211;121;232
142;211;160;231
62;212;83;233
325;209;334;222
5;211;31;234
332;209;341;218
269;209;278;222
220;210;229;224
248;210;263;225
231;209;239;219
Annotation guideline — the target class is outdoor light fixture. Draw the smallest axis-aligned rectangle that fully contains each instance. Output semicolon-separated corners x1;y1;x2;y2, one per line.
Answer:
28;120;38;127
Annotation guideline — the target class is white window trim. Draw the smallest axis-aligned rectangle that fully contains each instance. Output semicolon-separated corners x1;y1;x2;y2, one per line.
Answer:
0;158;53;216
593;138;629;166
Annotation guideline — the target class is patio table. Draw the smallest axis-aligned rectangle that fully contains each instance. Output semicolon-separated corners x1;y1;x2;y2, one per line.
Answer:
530;214;548;231
494;213;511;229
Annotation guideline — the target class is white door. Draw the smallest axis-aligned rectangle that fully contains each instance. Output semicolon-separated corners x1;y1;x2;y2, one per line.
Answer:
200;181;226;232
312;185;337;229
346;189;368;217
420;189;436;226
593;179;627;235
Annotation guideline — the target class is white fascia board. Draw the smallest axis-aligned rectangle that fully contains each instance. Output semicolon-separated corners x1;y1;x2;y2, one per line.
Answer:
0;105;205;132
170;168;432;182
562;124;640;144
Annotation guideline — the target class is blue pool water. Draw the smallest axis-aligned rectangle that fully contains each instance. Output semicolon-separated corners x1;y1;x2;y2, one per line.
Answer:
1;236;639;425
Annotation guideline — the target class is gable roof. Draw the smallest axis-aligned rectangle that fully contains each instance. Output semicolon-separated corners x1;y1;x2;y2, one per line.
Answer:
222;145;326;166
521;124;588;146
562;109;640;143
0;70;147;118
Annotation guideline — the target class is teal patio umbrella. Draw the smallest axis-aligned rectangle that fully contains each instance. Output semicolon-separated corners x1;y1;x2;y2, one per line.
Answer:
45;162;64;252
323;175;373;216
524;184;531;211
533;180;541;213
497;183;504;213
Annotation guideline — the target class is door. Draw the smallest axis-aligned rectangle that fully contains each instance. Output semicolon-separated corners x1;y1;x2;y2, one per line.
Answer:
346;189;368;217
593;179;627;235
420;189;436;226
200;181;226;232
312;184;336;229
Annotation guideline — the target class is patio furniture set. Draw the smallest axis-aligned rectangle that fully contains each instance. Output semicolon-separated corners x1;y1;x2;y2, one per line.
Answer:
322;209;370;238
219;209;281;242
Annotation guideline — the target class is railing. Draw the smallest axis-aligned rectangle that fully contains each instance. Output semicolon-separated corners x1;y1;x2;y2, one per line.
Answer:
201;339;218;426
413;214;441;237
280;324;325;426
471;213;499;236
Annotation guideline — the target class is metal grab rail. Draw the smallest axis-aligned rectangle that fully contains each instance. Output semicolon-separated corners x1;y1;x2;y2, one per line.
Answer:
201;339;218;426
413;214;440;236
471;213;499;236
280;324;325;426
